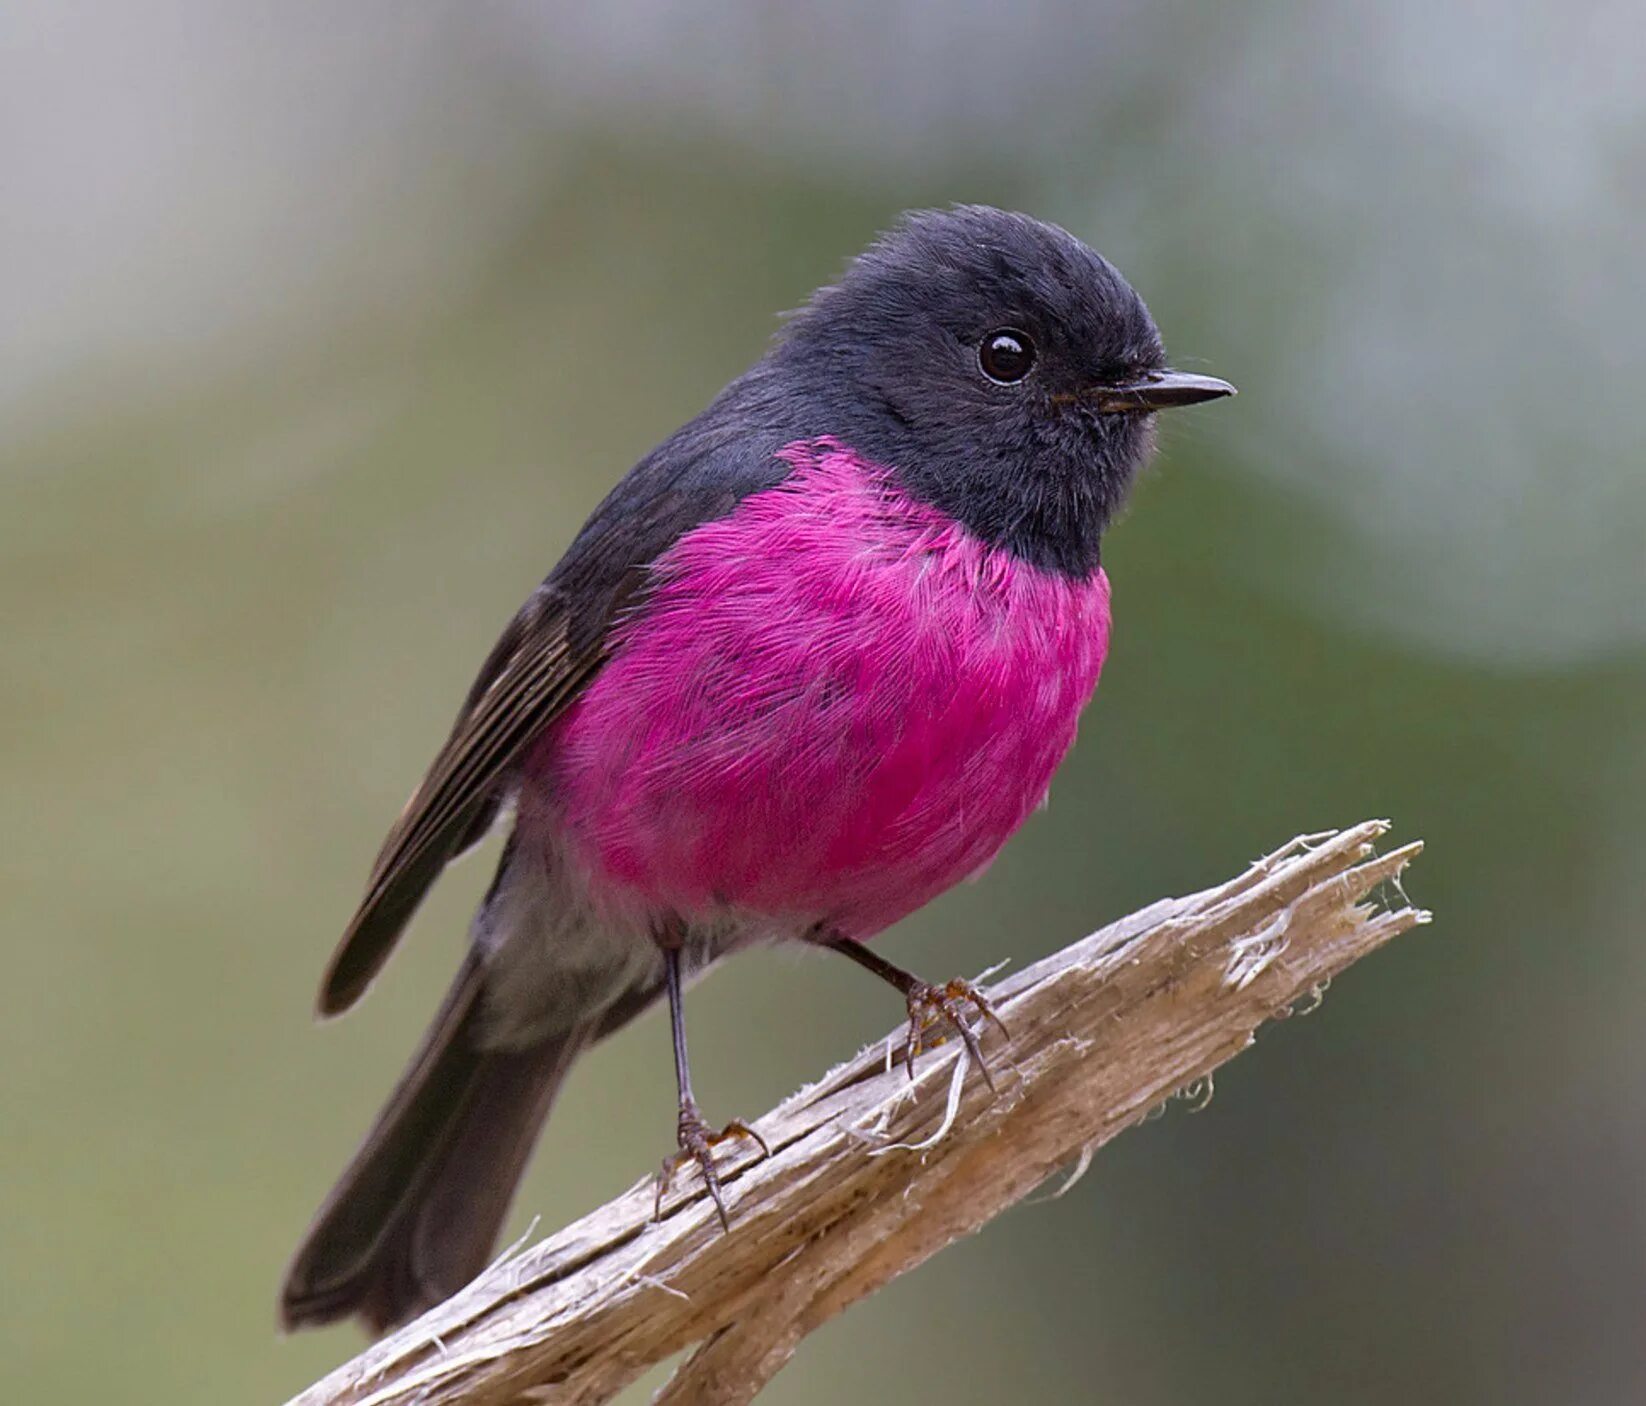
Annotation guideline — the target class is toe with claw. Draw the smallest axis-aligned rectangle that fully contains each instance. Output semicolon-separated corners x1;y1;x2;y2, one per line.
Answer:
653;1102;771;1228
903;977;1010;1089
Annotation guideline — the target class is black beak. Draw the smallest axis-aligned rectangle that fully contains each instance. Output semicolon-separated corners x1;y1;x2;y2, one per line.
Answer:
1093;369;1236;413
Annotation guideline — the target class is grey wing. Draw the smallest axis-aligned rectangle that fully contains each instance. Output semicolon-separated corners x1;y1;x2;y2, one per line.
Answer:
312;373;802;1016
317;593;602;1015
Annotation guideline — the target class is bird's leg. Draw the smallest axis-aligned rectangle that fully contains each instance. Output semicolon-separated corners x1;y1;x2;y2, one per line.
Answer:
822;936;1009;1090
652;942;769;1228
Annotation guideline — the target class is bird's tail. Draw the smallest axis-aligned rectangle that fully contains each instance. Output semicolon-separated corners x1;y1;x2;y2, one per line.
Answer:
279;952;587;1336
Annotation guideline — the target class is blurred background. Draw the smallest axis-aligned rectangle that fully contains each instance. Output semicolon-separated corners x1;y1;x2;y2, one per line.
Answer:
3;2;1643;1402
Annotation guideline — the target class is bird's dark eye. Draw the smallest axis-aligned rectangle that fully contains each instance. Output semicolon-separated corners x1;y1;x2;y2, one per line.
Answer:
978;329;1036;384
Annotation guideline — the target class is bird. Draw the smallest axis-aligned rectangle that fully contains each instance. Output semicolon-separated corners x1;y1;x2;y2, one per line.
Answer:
279;204;1233;1336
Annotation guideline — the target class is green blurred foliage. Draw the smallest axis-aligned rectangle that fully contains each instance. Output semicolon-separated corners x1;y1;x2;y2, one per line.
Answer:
3;7;1644;1403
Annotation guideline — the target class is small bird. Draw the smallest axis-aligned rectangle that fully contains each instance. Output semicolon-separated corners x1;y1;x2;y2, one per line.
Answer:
280;205;1233;1335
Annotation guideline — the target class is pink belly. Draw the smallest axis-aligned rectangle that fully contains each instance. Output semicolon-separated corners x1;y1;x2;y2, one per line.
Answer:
522;438;1112;938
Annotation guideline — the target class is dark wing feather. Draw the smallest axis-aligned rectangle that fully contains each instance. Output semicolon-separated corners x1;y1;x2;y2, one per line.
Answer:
314;363;804;1016
318;594;600;1015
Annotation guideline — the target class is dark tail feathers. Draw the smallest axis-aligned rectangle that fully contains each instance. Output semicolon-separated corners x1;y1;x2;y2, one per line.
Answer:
280;954;585;1335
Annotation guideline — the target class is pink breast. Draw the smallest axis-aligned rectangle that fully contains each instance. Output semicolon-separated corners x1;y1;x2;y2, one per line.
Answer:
522;438;1112;939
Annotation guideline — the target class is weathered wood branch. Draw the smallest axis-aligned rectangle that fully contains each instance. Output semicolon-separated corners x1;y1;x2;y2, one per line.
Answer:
289;820;1428;1406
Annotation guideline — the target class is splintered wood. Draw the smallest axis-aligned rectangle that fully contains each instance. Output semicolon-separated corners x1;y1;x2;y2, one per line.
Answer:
290;820;1428;1406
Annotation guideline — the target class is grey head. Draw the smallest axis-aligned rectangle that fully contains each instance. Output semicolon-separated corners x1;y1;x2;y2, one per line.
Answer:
767;204;1233;575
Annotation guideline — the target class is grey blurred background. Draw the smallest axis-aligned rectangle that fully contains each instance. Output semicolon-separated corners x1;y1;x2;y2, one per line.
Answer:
3;3;1643;1402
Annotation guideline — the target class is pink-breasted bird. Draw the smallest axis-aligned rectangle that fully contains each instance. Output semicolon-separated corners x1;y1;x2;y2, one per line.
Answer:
280;205;1234;1334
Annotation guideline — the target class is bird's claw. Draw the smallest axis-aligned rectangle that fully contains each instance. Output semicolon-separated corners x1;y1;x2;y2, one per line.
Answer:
904;978;1009;1091
653;1103;771;1228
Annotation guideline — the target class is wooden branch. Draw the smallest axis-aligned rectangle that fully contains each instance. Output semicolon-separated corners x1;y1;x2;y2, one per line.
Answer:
289;820;1429;1406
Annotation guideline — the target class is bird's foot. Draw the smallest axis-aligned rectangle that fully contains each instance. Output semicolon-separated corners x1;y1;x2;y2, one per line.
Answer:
904;978;1010;1090
653;1101;771;1228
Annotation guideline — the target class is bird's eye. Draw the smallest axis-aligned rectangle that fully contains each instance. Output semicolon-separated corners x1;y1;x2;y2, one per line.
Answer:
978;329;1036;384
